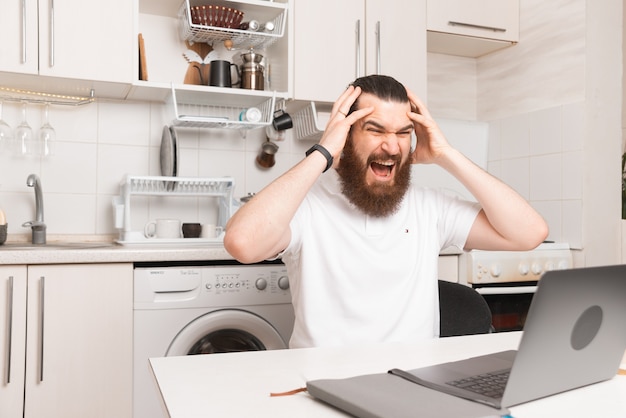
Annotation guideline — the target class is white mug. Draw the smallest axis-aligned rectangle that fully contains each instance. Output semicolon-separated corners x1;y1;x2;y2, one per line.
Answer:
201;224;224;239
145;219;181;239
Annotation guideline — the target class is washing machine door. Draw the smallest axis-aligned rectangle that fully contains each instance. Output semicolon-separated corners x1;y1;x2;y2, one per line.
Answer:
166;309;287;356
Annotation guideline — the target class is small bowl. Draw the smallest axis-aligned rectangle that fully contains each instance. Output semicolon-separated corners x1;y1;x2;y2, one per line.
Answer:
0;224;7;245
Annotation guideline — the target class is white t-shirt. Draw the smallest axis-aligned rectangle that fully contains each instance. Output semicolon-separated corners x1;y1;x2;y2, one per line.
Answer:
281;170;481;348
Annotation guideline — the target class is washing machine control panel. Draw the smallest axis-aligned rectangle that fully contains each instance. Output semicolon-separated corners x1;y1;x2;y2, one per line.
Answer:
134;264;291;309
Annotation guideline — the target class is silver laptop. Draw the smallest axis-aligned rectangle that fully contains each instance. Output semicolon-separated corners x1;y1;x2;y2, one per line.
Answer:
388;264;626;409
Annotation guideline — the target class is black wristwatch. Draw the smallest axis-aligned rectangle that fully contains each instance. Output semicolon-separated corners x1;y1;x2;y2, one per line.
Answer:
305;144;334;173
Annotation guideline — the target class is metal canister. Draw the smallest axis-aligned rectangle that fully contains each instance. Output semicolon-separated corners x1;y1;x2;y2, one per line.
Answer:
239;20;259;31
240;51;265;90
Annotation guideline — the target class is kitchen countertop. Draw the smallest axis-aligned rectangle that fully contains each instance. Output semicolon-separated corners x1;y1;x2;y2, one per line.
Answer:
0;237;463;265
0;241;234;265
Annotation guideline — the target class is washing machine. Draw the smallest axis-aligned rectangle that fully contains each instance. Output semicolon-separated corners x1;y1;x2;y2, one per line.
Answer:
133;260;294;418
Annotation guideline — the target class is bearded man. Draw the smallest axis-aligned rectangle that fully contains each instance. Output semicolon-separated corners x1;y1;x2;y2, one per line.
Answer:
224;75;548;349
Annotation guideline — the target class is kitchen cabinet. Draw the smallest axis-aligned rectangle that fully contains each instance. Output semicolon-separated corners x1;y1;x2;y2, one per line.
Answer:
0;263;133;418
427;0;519;57
0;267;27;418
0;0;133;97
438;255;459;283
291;0;427;104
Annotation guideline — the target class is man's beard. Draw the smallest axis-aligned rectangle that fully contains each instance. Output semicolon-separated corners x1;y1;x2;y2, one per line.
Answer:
336;139;411;218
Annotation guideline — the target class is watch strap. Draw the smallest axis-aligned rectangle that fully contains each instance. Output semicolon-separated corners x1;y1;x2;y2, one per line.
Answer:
305;144;334;173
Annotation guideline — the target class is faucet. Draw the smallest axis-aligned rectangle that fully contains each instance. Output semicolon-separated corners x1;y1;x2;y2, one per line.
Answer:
22;173;46;244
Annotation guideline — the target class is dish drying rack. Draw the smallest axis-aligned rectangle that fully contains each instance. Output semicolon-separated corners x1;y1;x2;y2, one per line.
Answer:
168;85;276;130
178;0;288;50
291;101;332;141
112;175;235;244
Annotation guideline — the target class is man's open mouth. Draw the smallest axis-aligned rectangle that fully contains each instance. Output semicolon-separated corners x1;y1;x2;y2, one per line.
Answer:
370;160;395;179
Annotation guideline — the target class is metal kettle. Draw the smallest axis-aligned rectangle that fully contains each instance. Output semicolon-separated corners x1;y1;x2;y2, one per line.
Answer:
240;51;264;90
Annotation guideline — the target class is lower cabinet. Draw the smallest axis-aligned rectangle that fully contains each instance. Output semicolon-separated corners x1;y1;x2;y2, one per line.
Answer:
438;254;460;283
0;266;27;418
1;263;133;418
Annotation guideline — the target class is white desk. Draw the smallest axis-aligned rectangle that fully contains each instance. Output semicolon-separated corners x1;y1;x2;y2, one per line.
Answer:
150;332;626;417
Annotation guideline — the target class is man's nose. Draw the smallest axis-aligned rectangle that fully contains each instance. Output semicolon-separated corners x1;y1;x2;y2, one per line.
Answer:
381;133;401;155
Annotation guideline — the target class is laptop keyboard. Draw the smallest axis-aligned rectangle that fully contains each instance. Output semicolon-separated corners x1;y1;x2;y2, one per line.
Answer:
446;369;510;398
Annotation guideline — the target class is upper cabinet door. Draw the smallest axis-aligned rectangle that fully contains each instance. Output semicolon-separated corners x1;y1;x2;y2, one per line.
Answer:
365;0;427;100
37;0;134;83
0;0;39;75
292;0;365;103
427;0;519;42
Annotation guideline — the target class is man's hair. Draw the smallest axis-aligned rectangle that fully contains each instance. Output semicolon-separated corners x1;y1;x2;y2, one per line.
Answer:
348;75;408;115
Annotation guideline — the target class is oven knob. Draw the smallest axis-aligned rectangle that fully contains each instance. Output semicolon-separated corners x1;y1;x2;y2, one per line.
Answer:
255;278;267;290
489;264;502;278
518;263;530;276
545;261;555;271
558;260;570;269
531;262;543;275
278;276;290;290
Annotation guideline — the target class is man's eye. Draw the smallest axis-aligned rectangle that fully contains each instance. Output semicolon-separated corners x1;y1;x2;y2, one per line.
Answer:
367;128;385;135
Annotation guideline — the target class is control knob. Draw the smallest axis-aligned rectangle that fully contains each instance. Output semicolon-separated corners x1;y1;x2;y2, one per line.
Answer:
278;276;290;290
531;262;543;275
518;262;530;276
489;264;502;278
255;278;267;291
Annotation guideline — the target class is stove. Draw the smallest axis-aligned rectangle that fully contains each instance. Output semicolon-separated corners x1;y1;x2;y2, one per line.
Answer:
460;242;573;332
465;242;573;285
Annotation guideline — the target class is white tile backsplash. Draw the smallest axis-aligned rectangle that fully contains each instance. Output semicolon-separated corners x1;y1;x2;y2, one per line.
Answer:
498;157;530;201
530;154;562;201
0;98;303;240
562;199;583;249
488;101;585;247
530;107;562;155
561;101;585;152
500;113;530;159
561;151;583;200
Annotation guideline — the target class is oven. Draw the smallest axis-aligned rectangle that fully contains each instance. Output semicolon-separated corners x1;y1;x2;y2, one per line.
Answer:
461;243;573;332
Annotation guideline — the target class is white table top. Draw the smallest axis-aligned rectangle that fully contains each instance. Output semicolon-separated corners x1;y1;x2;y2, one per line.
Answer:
150;332;626;418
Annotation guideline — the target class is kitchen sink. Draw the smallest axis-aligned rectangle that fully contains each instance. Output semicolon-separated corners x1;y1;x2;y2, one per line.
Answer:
0;242;116;250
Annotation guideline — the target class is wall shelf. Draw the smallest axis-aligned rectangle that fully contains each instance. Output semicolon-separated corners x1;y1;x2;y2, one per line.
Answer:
168;84;276;129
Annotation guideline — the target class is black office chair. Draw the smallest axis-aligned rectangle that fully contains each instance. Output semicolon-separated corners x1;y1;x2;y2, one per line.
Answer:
438;280;493;337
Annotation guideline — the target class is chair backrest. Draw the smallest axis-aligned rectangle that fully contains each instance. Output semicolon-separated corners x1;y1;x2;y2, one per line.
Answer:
438;280;493;337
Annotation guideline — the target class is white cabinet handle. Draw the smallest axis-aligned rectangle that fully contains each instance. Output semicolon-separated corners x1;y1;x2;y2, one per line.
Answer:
21;0;27;64
5;276;14;384
355;20;361;78
49;0;55;67
448;21;506;33
375;21;381;74
38;276;45;382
